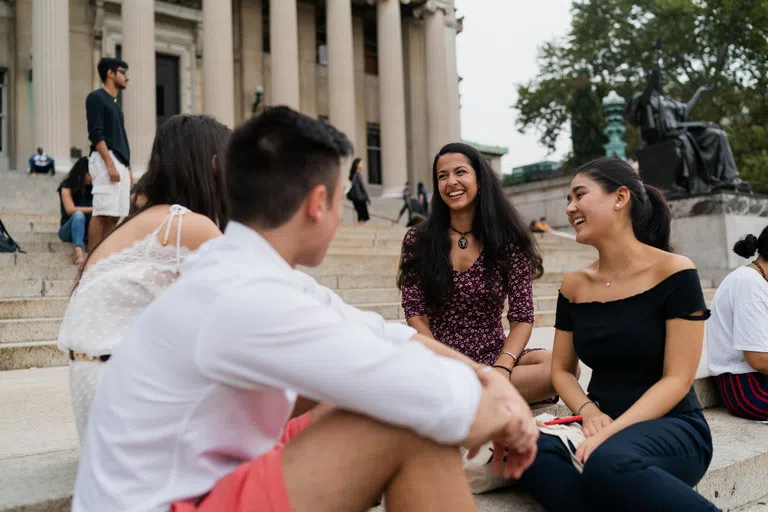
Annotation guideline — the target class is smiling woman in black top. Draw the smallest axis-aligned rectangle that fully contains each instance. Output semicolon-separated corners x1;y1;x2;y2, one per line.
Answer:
517;157;718;511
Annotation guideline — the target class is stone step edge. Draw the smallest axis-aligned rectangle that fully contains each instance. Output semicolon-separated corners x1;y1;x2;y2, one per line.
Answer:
0;407;764;512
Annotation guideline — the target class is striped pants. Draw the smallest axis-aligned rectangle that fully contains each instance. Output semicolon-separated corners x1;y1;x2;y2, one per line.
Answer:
716;372;768;421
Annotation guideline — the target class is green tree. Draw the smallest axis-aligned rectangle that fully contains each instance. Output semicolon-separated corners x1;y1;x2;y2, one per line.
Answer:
514;0;768;192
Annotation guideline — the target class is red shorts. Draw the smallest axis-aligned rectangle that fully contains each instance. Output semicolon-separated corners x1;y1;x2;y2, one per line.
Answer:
170;412;313;512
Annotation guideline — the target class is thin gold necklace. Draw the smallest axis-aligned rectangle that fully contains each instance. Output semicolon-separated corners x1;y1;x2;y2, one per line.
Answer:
597;260;632;288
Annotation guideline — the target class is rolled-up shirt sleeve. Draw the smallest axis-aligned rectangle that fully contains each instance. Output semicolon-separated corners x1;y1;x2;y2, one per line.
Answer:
194;279;481;445
86;94;106;146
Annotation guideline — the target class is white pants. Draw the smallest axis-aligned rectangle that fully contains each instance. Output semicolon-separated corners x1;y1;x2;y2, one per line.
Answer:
89;150;130;218
69;360;106;442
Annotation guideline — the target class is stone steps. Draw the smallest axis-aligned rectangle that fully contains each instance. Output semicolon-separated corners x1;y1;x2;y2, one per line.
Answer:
0;365;764;512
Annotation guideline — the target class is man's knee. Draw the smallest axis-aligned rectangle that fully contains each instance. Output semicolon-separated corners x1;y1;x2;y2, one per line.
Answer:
72;211;86;222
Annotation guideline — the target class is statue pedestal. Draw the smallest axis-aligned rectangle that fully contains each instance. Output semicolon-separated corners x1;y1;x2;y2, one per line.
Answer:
670;192;768;280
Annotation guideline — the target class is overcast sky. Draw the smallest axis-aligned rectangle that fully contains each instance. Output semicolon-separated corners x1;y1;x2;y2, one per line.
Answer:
454;0;574;172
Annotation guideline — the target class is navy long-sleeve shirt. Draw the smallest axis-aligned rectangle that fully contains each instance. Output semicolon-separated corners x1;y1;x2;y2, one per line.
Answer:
85;89;131;167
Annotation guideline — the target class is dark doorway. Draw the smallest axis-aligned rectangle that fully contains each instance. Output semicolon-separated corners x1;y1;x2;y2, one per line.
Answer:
155;54;180;129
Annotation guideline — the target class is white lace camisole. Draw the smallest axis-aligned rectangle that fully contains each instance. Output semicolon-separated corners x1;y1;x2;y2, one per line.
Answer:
58;205;191;357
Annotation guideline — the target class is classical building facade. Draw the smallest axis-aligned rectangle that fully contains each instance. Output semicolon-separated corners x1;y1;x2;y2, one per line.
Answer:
0;0;462;196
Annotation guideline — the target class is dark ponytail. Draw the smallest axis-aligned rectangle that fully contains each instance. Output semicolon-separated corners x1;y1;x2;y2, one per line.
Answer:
733;225;768;259
573;157;673;252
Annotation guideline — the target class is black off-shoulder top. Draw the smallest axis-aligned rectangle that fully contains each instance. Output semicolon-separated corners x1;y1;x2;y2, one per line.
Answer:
555;269;711;419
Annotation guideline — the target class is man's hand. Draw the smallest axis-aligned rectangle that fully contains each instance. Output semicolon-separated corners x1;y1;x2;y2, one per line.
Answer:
107;162;121;183
470;368;539;479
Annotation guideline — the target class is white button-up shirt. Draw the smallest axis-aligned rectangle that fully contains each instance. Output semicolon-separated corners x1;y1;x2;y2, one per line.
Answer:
73;222;482;512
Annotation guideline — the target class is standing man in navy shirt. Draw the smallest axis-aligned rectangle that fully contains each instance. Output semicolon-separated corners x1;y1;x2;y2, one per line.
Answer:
86;57;132;247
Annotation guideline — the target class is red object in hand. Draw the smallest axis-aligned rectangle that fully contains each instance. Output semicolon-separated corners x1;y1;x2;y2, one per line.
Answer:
543;415;583;426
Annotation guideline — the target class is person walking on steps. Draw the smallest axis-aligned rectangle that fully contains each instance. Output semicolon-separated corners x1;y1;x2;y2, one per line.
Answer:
394;181;412;225
86;57;133;248
346;157;370;226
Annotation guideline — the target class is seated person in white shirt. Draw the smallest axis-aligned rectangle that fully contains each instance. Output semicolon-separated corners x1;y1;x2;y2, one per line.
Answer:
73;106;539;512
707;225;768;420
28;147;56;174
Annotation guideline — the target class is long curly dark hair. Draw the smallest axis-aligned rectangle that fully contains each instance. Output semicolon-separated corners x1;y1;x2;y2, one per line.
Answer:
397;142;543;310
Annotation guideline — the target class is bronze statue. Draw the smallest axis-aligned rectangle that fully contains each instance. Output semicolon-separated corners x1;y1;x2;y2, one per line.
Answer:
627;41;750;196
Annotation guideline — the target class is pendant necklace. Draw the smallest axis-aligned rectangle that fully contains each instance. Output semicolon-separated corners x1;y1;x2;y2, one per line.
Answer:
753;260;767;283
450;227;471;249
596;260;631;288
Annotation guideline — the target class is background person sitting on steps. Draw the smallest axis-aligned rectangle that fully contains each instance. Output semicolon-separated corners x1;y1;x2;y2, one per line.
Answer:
707;225;768;421
57;157;93;268
28;147;55;175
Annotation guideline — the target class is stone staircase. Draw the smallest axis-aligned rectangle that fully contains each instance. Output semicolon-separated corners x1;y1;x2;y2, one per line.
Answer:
1;168;767;511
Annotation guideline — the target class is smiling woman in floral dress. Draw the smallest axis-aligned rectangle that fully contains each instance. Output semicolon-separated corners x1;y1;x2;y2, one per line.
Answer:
397;142;557;403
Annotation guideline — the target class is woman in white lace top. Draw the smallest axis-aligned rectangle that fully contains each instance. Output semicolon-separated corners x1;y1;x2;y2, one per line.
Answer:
58;114;231;441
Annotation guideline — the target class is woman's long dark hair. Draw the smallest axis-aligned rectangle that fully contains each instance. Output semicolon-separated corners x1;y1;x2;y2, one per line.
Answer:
76;114;231;285
397;142;544;310
348;157;362;182
60;157;92;204
573;157;672;252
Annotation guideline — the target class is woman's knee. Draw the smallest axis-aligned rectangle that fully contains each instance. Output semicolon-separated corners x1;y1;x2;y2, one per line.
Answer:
72;211;86;223
582;443;641;490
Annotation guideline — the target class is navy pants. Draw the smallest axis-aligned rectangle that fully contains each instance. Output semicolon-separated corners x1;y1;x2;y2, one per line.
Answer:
518;411;720;511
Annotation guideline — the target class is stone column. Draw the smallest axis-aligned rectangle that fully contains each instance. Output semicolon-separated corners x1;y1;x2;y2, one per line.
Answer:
203;0;235;127
326;0;356;147
122;0;156;175
444;5;461;141
32;0;71;171
376;0;408;196
270;0;300;109
424;3;451;160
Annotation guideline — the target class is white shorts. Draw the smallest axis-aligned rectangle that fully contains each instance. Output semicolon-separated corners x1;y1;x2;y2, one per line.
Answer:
89;150;131;218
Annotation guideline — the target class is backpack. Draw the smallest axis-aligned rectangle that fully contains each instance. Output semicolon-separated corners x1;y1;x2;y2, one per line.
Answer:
0;218;25;253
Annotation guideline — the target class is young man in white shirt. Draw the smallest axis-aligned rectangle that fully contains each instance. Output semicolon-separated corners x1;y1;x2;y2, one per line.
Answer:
73;107;538;512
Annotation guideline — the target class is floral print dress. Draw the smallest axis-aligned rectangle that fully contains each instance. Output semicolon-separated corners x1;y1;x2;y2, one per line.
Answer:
400;228;537;366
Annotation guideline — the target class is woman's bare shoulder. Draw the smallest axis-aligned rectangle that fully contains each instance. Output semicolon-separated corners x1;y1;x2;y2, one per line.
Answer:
652;251;696;280
176;212;222;251
559;266;593;300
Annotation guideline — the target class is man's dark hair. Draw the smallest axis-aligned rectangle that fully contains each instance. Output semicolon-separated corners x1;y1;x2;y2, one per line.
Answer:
226;106;352;228
97;57;128;83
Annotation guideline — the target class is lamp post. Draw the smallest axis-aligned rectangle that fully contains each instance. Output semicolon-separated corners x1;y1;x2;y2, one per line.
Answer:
252;85;264;115
602;90;627;159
